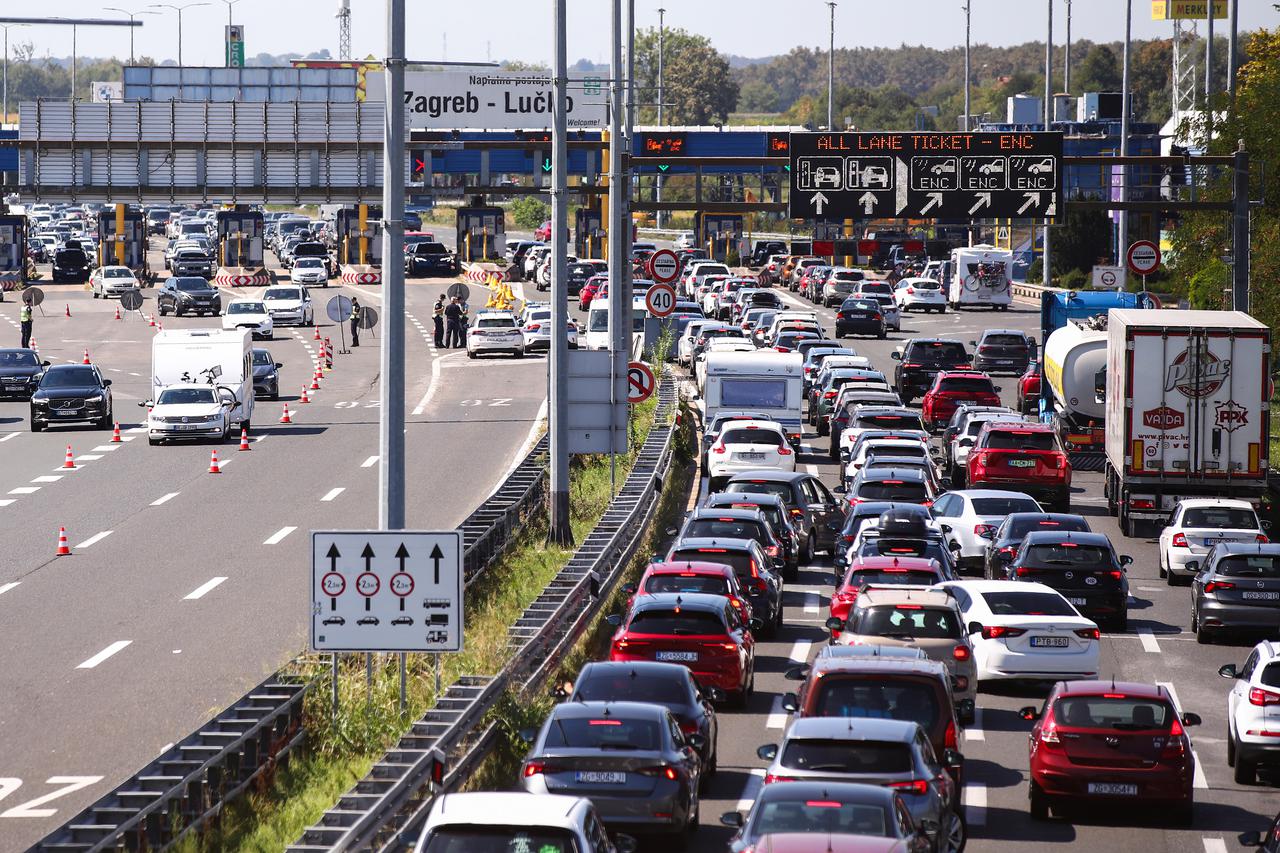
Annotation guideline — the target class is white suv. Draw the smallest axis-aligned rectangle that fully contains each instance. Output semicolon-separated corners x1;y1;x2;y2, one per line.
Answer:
1220;640;1280;784
1159;498;1268;586
707;418;795;490
414;792;634;853
466;310;525;359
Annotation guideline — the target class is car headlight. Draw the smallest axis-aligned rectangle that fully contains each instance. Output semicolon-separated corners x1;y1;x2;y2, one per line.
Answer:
85;392;105;402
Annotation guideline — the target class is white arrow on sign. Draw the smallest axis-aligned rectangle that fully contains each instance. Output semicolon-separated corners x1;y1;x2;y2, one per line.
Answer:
895;157;909;214
810;191;830;214
920;192;944;215
1017;191;1041;215
859;192;878;215
968;192;992;215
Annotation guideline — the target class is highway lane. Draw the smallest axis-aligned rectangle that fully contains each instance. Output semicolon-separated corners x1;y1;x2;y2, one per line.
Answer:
0;249;548;849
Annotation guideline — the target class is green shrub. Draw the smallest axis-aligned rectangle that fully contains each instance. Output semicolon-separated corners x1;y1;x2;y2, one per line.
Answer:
510;197;550;230
1060;268;1088;291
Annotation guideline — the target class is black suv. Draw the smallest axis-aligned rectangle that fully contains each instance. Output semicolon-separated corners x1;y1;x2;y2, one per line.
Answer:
404;241;457;277
890;339;970;403
971;329;1034;375
666;537;783;635
748;239;788;268
51;246;91;283
984;512;1091;579
679;506;792;579
0;348;48;400
723;470;842;562
30;364;113;431
702;491;801;578
158;276;221;317
1008;530;1131;631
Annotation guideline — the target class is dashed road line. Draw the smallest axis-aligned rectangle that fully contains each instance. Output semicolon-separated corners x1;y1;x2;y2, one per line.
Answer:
965;708;986;741
0;432;19;442
31;475;63;483
788;639;813;664
1203;839;1228;853
803;592;819;614
8;486;39;495
0;582;19;597
264;525;297;545
77;640;132;669
184;577;228;600
765;695;789;728
0;499;13;507
151;492;180;506
964;782;987;826
321;487;345;502
1159;681;1208;789
735;768;766;812
75;531;113;549
91;445;120;452
362;455;379;468
1138;628;1161;653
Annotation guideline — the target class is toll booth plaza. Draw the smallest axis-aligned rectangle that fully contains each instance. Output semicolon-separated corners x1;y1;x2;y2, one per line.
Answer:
0;214;27;297
455;205;506;263
574;207;604;260
336;205;383;284
96;207;150;282
214;209;267;286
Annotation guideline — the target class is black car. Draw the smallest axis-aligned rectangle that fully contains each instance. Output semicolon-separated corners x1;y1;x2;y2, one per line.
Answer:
171;248;215;279
971;329;1034;374
404;241;457;277
569;661;720;780
565;261;605;295
51;246;91;283
702;491;802;578
252;348;282;400
1008;530;1131;631
834;297;887;339
679;506;791;579
667;537;783;635
26;238;48;263
0;349;48;400
748;239;788;268
891;338;971;403
984;512;1091;579
1190;542;1280;644
30;364;114;431
723;470;842;562
158;276;221;317
290;241;335;275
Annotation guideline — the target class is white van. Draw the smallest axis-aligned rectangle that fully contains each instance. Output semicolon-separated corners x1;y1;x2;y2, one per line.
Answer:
703;350;804;447
948;244;1013;310
150;328;255;431
584;297;647;351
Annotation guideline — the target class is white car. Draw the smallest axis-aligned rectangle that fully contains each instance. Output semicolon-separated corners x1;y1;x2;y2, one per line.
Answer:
467;310;525;358
834;405;926;459
1219;639;1280;785
679;319;717;366
223;299;274;340
90;265;140;298
938;579;1101;682
844;437;932;481
521;306;578;352
290;256;329;286
1158;498;1268;585
707;418;795;490
145;383;232;445
260;285;314;326
931;489;1044;572
894;277;947;313
413;792;633;853
673;230;697;250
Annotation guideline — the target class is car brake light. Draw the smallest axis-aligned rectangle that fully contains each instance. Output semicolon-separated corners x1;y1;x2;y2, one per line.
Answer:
944;719;957;749
764;774;796;784
1015;566;1034;576
1171;532;1188;548
906;287;915;295
888;779;929;795
953;644;971;661
777;446;793;456
823;390;838;399
1039;705;1061;745
1258;534;1270;544
636;765;680;780
1074;627;1101;640
1108;570;1123;580
903;362;922;368
704;641;740;651
999;546;1017;555
523;760;557;777
712;444;726;454
1129;498;1156;510
524;323;540;331
981;625;1026;639
1204;581;1235;593
974;524;996;537
751;578;768;594
1250;687;1280;706
789;508;804;517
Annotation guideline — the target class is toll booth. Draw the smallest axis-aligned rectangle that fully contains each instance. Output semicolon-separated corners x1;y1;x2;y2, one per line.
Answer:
575;207;604;259
214;208;268;286
336;205;383;268
0;214;26;300
456;205;506;263
694;212;743;262
96;206;150;283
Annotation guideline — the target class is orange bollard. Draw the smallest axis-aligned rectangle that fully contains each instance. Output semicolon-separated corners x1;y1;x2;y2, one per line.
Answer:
56;527;70;556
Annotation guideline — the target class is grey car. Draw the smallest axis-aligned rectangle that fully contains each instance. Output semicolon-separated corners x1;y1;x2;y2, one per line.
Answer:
666;537;783;634
756;717;964;853
518;701;703;837
724;469;843;561
1191;542;1280;644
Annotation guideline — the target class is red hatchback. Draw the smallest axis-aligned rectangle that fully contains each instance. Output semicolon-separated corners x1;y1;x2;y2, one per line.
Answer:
579;274;607;310
829;557;948;639
920;371;1001;430
1017;363;1041;415
967;421;1071;512
1020;680;1202;824
623;561;754;625
607;592;757;706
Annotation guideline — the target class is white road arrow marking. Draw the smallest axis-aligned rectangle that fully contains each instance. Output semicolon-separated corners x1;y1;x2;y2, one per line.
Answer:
1017;191;1042;215
858;192;878;215
895;157;909;213
968;192;993;215
920;192;944;215
809;191;830;214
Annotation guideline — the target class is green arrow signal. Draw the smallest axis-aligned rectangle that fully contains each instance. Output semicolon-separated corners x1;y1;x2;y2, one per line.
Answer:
542;159;552;172
784;164;791;171
657;164;669;172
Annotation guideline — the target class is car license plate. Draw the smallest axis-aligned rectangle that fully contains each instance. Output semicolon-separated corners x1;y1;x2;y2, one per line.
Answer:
55;409;77;416
1242;591;1280;601
1030;636;1070;648
576;771;626;784
739;452;766;461
178;424;199;431
1009;459;1036;467
997;360;1014;366
655;651;698;662
1068;597;1088;606
1087;783;1137;796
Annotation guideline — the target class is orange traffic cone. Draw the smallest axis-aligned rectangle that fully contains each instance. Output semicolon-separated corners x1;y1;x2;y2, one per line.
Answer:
29;337;37;352
114;305;122;321
65;303;71;318
238;427;250;451
149;313;156;328
62;445;76;469
313;325;322;341
279;403;293;424
56;527;70;556
299;385;310;404
111;422;122;442
208;449;222;474
310;370;321;391
82;350;90;364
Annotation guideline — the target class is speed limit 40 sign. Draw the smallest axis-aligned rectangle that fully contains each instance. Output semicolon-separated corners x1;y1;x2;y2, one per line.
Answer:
645;283;677;318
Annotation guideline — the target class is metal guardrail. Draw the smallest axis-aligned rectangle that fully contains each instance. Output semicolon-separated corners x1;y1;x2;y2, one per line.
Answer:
33;436;550;853
290;379;679;853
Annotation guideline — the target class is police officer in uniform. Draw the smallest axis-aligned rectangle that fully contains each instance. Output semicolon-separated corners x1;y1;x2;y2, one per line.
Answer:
20;300;33;349
432;293;446;348
350;297;362;347
444;296;464;348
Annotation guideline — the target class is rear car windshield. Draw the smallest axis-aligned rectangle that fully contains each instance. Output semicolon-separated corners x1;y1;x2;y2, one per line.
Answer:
1183;508;1259;529
909;342;967;362
909;279;941;290
979;591;1077;616
628;608;726;635
1024;544;1112;566
861;539;945;561
541;716;663;749
724;481;793;505
644;573;732;597
574;672;689;704
856;414;924;431
852;605;960;639
858;282;892;295
865;445;927;461
938;377;995;393
685;519;767;541
971;497;1043;515
1054;696;1173;730
1215;556;1280;577
983;430;1058;451
1261;663;1280;689
848;570;940;587
722;428;784;447
983;334;1028;347
813;679;940;731
669;548;753;577
781;739;912;774
855;481;927;502
755;800;889;838
423;828;576;853
475;317;515;329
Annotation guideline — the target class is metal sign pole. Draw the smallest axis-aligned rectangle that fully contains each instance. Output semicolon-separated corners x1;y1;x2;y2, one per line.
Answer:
331;651;339;718
608;0;625;495
548;0;572;544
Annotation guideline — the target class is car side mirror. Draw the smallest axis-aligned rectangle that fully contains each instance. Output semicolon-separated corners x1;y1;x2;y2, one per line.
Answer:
940;524;953;535
825;616;845;632
686;733;708;751
958;438;974;447
1120;555;1133;566
41;360;51;367
969;340;977;346
1185;560;1199;573
1182;712;1202;727
103;379;112;386
967;621;983;635
703;686;726;704
749;617;765;633
604;614;622;628
784;665;809;681
782;693;799;713
1018;705;1041;721
943;748;964;769
1218;663;1240;679
517;727;538;744
993;385;1002;393
275;363;283;369
138;401;151;408
756;744;778;761
720;811;745;828
614;834;640;853
890;351;901;360
1238;831;1263;847
621;583;637;595
1264;520;1274;530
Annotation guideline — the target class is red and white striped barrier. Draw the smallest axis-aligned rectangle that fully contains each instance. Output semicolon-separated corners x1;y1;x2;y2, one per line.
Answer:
340;266;382;285
0;272;22;293
214;268;272;287
462;263;507;284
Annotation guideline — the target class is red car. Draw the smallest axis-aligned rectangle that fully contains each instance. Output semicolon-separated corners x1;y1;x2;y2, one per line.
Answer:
967;421;1071;512
534;219;552;241
920;371;1001;431
829;556;947;640
607;592;757;706
1017;364;1041;415
1020;680;1201;824
744;833;917;853
578;274;607;310
622;561;753;624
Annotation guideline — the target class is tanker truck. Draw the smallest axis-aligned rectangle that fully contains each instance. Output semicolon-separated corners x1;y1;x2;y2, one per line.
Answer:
1043;315;1109;461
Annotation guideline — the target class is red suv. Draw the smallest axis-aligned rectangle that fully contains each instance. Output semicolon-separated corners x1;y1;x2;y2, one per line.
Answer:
1017;363;1041;415
1020;680;1202;824
967;421;1071;511
623;561;753;624
534;219;552;241
829;556;947;640
920;371;1001;431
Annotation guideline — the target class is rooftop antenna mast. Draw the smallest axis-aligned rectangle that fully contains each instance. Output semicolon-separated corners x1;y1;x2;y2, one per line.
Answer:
336;0;351;60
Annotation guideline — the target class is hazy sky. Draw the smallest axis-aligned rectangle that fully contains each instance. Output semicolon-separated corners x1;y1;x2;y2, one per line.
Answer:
12;1;1278;68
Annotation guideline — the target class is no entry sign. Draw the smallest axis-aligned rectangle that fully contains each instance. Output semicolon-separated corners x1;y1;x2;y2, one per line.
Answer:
1126;240;1161;276
648;249;680;284
645;283;676;317
627;361;656;404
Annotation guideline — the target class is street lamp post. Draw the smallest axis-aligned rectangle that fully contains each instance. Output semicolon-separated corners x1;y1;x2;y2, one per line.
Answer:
148;2;209;67
103;8;158;65
1119;0;1132;256
1;23;27;124
218;0;241;67
656;7;665;227
826;1;836;130
962;2;970;131
1064;0;1072;94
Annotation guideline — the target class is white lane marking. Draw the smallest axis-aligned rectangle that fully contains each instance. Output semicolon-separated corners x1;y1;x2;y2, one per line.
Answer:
31;475;62;483
75;454;104;462
126;426;147;433
128;372;141;377
1136;586;1161;592
1138;628;1161;654
0;500;13;507
765;695;789;728
804;463;819;476
0;582;19;597
151;492;180;506
498;397;549;484
1159;681;1209;789
965;707;986;742
75;531;113;549
735;768;766;812
0;432;19;442
803;592;819;614
321;487;345;502
964;783;987;826
412;354;445;416
264;525;297;545
8;487;39;495
789;640;813;664
91;445;120;452
184;577;228;600
76;640;132;669
1203;840;1228;853
362;455;379;468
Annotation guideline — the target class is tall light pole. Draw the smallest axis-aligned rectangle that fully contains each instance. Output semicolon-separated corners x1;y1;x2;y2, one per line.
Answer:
1227;0;1239;98
1205;0;1215;97
656;7;665;227
549;0;571;544
1042;0;1053;288
1119;0;1132;258
149;2;209;66
1064;0;1072;94
218;0;241;67
103;8;158;65
1;23;27;124
962;2;970;131
826;1;836;129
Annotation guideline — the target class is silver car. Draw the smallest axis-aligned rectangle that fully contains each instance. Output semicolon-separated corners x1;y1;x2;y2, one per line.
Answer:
519;700;704;837
756;717;965;853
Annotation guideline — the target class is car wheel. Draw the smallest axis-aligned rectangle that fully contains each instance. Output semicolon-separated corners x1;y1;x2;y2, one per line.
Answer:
92;289;99;299
1029;782;1050;821
1234;753;1256;785
30;418;43;433
1226;725;1237;767
805;531;816;564
175;305;184;317
817;418;828;436
148;436;160;446
99;407;114;429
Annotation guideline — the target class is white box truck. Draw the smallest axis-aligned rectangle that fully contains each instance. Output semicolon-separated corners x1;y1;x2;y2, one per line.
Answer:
1104;309;1271;537
948;244;1013;310
151;328;255;429
703;350;804;447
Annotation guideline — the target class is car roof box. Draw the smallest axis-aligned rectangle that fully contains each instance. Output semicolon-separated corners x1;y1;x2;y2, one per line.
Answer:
877;506;931;538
